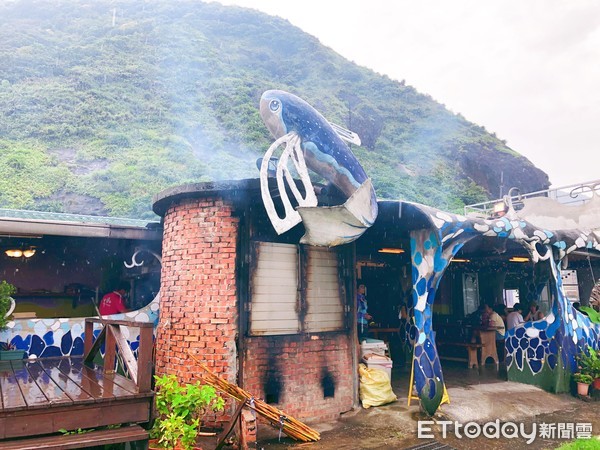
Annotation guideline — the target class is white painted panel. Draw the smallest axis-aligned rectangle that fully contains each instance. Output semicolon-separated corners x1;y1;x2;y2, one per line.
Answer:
250;242;299;335
305;247;345;332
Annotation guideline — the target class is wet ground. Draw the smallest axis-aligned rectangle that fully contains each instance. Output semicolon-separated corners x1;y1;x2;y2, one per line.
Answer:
249;362;600;450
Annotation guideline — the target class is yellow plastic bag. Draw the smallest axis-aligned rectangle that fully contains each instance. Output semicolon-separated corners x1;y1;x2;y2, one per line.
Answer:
359;363;397;408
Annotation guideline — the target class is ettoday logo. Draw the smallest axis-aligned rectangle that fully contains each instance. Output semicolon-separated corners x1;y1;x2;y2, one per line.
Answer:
418;420;593;444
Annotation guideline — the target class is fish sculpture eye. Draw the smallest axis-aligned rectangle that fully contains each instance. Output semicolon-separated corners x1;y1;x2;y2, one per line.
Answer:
269;99;280;112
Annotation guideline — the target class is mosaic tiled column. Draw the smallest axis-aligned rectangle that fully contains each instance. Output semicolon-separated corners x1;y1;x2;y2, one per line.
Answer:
409;228;473;415
506;250;600;391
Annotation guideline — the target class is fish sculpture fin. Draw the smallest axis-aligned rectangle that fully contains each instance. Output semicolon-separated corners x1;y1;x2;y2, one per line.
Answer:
329;122;362;146
259;132;318;235
297;179;376;246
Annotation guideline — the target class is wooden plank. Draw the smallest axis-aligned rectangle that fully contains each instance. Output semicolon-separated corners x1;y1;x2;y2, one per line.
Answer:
255;259;297;270
85;318;153;328
0;425;148;450
0;361;26;412
69;358;138;398
252;284;298;295
0;397;151;440
9;361;50;410
83;326;106;364
251;300;297;311
252;267;299;280
305;303;343;313
110;325;138;387
255;242;297;254
39;358;130;401
250;310;298;321
215;400;245;450
30;359;90;404
104;325;117;375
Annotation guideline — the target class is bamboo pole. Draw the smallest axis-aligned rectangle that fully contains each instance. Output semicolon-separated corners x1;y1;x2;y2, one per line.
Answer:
187;351;320;442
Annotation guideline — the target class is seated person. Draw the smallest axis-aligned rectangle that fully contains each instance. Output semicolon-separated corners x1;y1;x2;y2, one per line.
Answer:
483;303;505;339
466;304;485;326
506;303;525;331
524;301;544;321
493;303;507;322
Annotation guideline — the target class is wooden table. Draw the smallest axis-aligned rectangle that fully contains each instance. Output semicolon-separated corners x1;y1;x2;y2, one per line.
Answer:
473;328;501;368
368;327;400;340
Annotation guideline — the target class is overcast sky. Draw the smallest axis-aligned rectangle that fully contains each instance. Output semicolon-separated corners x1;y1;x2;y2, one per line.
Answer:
216;0;600;188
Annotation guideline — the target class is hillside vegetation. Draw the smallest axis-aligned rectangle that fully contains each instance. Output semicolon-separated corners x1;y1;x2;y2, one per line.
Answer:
0;0;549;219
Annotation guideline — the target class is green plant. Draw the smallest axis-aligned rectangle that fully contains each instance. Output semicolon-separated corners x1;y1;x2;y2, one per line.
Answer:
58;427;95;435
0;281;16;331
573;373;593;384
579;306;600;324
576;346;600;379
151;374;224;450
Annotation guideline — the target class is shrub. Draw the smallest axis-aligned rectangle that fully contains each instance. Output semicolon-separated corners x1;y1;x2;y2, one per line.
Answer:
0;281;16;331
151;374;224;450
573;373;593;385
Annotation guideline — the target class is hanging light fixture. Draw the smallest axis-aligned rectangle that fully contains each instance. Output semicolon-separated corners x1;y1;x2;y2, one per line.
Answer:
22;248;36;258
4;247;36;258
378;248;405;254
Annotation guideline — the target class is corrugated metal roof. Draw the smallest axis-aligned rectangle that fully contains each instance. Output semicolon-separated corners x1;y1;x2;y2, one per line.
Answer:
0;208;159;228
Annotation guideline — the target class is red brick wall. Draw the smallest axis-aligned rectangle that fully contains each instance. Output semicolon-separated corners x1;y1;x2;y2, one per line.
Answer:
243;333;354;422
156;193;356;425
156;197;239;420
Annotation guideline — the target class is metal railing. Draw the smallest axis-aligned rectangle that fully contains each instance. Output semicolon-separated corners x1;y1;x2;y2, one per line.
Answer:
464;179;600;218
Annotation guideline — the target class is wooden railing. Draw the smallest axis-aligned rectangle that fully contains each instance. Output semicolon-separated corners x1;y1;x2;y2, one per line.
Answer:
83;318;154;393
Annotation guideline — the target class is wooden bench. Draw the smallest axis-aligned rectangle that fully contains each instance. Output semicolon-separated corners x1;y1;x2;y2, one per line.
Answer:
0;425;149;450
438;342;484;369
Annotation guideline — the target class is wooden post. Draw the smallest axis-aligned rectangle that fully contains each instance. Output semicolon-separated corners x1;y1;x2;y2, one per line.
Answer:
84;319;94;356
104;324;117;374
137;325;154;393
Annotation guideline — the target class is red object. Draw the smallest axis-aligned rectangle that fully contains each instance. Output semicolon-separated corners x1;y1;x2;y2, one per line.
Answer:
99;291;127;315
593;378;600;390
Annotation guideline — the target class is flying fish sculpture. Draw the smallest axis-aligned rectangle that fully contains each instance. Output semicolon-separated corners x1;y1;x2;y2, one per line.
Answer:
258;90;378;247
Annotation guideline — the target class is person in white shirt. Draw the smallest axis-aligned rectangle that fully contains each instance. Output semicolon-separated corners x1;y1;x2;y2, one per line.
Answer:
506;303;525;330
483;303;506;339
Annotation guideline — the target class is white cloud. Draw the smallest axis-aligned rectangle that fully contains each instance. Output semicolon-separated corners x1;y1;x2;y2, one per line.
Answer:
216;0;600;188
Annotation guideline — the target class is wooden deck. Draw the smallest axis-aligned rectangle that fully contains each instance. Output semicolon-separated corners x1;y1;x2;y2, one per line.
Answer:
0;357;152;440
0;319;155;445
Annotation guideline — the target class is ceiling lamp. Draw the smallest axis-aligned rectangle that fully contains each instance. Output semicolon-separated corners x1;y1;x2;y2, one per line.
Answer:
5;248;36;258
22;248;36;258
5;249;22;258
378;248;404;254
509;256;529;263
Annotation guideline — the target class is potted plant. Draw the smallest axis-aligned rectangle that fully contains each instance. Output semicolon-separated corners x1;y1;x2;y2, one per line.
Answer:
573;372;593;396
0;281;21;361
150;374;224;450
576;346;600;390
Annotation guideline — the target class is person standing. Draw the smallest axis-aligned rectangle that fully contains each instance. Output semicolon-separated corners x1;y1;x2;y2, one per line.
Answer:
357;284;372;342
99;282;129;316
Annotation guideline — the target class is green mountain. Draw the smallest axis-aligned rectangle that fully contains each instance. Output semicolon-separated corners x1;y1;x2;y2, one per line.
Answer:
0;0;549;219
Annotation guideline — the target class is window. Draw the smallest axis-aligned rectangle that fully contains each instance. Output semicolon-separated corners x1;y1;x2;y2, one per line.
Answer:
249;242;346;335
304;247;345;332
462;273;479;315
249;242;300;335
503;289;520;308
